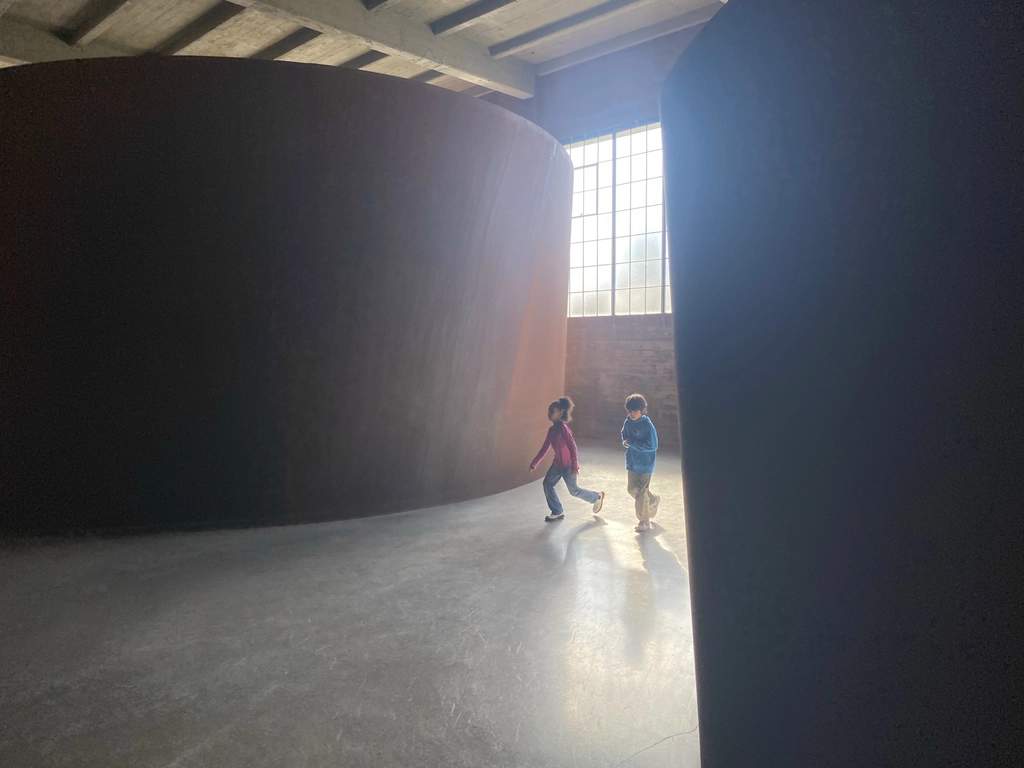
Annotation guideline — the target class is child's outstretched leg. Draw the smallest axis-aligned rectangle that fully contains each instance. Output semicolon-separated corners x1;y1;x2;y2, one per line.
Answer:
628;471;655;531
564;471;606;516
542;464;565;521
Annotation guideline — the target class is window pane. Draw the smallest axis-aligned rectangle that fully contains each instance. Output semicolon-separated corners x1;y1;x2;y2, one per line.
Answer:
597;187;612;214
569;293;584;317
597;239;612;265
630;180;647;208
630;261;645;287
584;266;597;291
646;232;662;259
615;236;630;264
571;218;582;243
583;190;597;216
646;205;663;233
583;215;597;241
630;288;646;314
646;178;663;206
573;167;583;192
647;261;662;287
584;139;598;166
616;182;630;210
631;154;647;181
631;128;647;154
570;243;583;268
569;268;583;292
630;235;646;262
583;165;597;191
630;209;646;235
598;160;613;188
570;144;584;167
583;241;597;266
615;263;629;288
583;291;597;316
647;125;662;151
597;213;612;240
597;290;612;316
572;192;583;217
598;136;613;163
597;265;612;291
646;288;662;313
615;210;630;238
647;149;663;179
615;289;629;314
616;157;631;185
616;131;631;157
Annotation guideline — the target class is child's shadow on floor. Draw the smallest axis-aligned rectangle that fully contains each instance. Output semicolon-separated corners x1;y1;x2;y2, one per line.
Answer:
532;517;606;566
636;524;687;581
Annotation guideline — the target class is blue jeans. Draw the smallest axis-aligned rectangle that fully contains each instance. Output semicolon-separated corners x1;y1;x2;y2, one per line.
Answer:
543;464;600;515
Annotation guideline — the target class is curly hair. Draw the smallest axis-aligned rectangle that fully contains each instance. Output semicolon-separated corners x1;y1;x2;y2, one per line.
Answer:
548;396;574;422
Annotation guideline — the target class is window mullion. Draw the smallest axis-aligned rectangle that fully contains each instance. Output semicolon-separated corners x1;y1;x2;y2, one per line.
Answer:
611;132;617;316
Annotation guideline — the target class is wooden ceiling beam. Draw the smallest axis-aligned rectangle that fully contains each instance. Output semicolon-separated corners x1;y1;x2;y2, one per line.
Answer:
251;26;321;59
536;2;723;75
339;49;389;68
149;2;246;56
66;0;140;47
430;0;517;37
490;0;660;59
0;14;127;64
410;70;444;83
234;0;535;97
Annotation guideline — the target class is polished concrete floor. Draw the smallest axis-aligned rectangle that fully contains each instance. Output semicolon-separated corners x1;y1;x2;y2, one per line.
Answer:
0;444;698;768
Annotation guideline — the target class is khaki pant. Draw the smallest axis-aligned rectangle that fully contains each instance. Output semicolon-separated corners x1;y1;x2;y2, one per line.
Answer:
627;471;657;523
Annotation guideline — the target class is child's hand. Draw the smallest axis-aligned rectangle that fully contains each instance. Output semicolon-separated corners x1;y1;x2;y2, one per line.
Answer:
529;466;535;473
622;440;630;447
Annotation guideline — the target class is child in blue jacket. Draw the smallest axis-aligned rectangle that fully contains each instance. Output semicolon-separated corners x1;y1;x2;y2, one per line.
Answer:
621;393;660;532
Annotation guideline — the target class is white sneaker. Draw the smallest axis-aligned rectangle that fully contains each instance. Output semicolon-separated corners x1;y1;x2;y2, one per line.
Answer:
635;521;651;533
592;491;605;515
545;513;565;522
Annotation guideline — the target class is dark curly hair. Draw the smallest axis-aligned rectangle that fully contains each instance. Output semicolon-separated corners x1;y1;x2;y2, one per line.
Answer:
548;396;574;422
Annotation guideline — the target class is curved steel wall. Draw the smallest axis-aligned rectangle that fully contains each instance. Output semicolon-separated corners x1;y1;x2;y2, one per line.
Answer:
661;1;1023;765
0;58;572;533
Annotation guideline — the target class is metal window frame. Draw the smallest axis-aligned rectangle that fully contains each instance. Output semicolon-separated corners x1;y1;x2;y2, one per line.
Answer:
564;117;669;319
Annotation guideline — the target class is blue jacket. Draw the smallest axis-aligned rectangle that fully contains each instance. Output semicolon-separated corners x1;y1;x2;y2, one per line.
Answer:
621;415;658;474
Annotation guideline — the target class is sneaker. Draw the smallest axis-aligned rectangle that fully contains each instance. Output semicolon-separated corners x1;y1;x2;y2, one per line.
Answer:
592;491;606;516
635;521;651;533
545;513;565;522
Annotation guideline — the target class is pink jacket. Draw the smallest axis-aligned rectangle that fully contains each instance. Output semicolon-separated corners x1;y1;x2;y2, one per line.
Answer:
530;422;580;474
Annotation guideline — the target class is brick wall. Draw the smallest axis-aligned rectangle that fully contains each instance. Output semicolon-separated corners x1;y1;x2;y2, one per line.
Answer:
565;315;680;450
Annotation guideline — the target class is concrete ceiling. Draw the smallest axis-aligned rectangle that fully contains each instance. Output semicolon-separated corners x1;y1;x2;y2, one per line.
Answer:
0;0;724;98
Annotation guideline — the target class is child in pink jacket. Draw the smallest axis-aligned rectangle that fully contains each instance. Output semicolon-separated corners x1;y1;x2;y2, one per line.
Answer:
529;397;606;522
